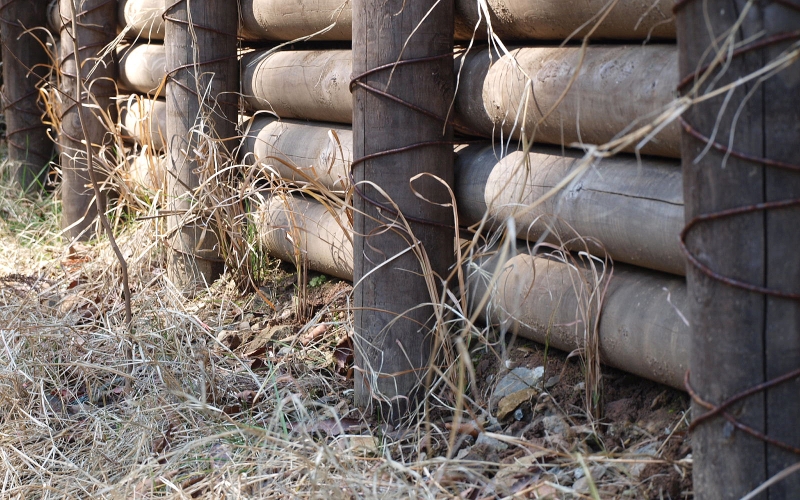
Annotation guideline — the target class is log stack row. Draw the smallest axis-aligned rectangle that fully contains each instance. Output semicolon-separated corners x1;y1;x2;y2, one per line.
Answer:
115;0;690;388
116;0;168;194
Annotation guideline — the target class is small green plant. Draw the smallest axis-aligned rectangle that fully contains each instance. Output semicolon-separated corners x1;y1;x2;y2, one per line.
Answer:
308;274;327;288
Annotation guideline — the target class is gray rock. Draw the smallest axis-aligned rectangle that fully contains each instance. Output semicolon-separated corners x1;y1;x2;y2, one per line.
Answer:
574;466;608;493
493;366;544;403
475;432;509;452
542;415;570;436
629;443;659;477
544;375;560;389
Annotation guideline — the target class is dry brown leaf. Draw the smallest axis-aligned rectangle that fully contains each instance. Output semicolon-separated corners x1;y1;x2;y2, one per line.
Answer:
299;323;327;345
497;388;539;420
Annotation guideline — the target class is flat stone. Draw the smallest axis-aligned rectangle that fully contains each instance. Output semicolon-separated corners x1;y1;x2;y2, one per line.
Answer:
542;415;572;437
475;433;509;452
493;366;544;405
544;375;560;389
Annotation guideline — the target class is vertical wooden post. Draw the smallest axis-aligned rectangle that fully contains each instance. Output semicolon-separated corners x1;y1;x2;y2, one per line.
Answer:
164;0;237;293
59;0;117;240
677;1;800;498
352;0;455;421
0;0;53;192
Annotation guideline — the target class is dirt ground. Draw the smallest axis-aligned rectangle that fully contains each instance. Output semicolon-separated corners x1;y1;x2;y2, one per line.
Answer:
214;262;693;499
0;178;692;498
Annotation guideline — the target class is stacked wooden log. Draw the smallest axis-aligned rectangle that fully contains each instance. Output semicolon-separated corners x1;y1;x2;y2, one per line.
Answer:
235;2;690;390
114;1;690;388
116;0;167;194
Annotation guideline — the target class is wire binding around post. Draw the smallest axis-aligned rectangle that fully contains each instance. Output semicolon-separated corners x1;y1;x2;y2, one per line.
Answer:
678;0;800;456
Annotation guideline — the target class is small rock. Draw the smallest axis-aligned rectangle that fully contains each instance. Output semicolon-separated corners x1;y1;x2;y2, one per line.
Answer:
238;321;251;332
574;382;585;392
475;433;508;452
493;367;544;405
513;408;524;421
629;443;659;477
542;415;570;436
544;375;560;389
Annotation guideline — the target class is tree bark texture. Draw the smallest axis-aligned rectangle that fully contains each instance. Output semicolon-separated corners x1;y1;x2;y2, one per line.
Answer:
164;0;237;293
677;1;800;498
0;0;53;192
352;0;455;421
58;0;118;240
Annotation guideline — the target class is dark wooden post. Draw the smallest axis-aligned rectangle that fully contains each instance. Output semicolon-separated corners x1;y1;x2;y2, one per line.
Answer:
352;0;455;421
164;0;237;293
58;0;117;240
0;0;53;192
677;1;800;498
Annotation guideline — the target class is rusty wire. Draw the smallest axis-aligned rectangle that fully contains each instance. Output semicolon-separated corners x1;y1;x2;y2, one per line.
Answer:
348;51;484;231
56;0;117;147
162;1;238;121
678;0;800;456
161;0;238;265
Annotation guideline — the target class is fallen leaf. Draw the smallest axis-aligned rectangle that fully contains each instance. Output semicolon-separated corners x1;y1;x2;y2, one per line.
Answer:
334;336;354;375
445;420;481;438
532;483;558;498
497;388;539;420
299;323;327;345
236;390;257;404
216;329;242;350
347;435;378;455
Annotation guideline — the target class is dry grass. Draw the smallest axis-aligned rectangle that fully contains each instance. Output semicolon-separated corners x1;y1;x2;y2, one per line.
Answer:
0;1;722;497
0;152;693;498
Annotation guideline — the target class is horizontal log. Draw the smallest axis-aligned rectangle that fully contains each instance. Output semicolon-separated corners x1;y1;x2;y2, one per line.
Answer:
242;117;352;191
470;250;690;390
241;118;684;275
47;0;59;33
252;193;689;389
117;43;166;96
126;149;166;193
454;45;681;158
242;50;352;123
455;145;685;275
454;0;675;41
252;195;353;280
119;0;165;40
237;0;675;42
240;0;351;41
120;96;166;151
240;46;679;157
